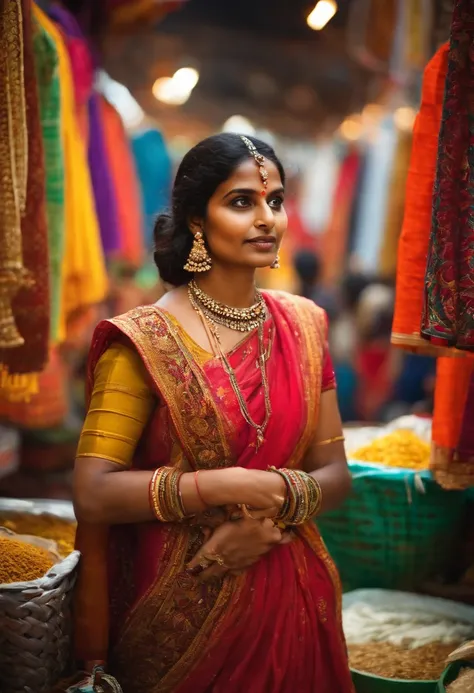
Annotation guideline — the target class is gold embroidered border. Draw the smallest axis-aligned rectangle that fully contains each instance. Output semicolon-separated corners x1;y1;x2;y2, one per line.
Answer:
431;442;474;490
107;306;233;470
268;292;324;469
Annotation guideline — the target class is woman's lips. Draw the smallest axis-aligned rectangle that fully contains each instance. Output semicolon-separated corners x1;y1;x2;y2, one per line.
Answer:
246;237;277;252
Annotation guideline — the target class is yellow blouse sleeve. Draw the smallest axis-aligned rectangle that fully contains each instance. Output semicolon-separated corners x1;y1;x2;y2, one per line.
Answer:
76;342;155;467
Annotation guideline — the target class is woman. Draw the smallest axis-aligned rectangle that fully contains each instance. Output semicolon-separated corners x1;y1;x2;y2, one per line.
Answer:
73;133;354;693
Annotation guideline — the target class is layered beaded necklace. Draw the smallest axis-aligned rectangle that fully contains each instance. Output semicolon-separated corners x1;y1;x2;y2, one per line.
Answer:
188;279;266;332
187;280;272;449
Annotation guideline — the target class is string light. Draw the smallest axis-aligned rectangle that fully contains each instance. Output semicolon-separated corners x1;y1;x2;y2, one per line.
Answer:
152;67;200;106
307;0;338;31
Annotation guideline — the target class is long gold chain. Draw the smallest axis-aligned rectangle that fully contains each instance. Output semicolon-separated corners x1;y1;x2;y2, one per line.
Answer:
188;292;272;450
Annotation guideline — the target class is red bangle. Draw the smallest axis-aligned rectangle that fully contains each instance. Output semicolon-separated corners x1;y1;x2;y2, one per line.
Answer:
194;470;208;509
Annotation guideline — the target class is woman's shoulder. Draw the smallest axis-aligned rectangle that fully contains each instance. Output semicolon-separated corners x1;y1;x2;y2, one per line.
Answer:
263;289;327;322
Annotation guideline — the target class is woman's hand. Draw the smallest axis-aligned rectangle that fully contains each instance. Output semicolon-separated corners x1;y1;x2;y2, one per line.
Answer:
187;509;291;582
194;467;286;512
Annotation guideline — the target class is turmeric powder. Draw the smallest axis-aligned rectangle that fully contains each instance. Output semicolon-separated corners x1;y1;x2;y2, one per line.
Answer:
0;537;54;584
0;512;76;557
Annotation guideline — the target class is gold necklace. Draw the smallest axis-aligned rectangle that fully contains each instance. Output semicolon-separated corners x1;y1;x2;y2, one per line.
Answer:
189;296;272;450
188;280;267;332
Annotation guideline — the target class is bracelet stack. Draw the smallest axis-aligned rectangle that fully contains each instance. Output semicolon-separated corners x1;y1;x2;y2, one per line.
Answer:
268;467;322;525
149;467;187;522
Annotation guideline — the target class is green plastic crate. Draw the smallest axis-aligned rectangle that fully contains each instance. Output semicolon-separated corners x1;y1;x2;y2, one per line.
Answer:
317;462;468;592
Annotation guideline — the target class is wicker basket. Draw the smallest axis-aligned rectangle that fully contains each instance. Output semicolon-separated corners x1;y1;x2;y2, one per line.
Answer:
0;499;79;693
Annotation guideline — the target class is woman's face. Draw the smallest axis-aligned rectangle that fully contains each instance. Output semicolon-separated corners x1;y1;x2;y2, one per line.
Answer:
197;158;287;270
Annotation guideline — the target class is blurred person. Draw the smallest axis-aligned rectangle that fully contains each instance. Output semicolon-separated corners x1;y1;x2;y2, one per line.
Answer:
330;272;372;421
354;283;397;421
293;248;338;320
73;134;354;692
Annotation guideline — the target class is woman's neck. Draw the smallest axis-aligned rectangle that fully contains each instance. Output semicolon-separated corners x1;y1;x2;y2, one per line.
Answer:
194;266;257;308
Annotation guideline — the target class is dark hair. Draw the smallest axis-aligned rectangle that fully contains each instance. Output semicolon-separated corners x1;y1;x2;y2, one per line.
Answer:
153;133;286;286
293;249;322;297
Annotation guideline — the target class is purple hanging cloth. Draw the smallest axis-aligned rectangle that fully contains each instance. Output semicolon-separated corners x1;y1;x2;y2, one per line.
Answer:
48;4;121;256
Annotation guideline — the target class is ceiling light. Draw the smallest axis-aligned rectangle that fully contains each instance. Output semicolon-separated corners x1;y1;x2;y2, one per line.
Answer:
307;0;338;31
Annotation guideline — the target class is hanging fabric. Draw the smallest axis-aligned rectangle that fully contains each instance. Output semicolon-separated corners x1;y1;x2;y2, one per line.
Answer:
321;147;361;285
379;129;412;277
34;5;108;343
99;96;144;267
0;0;29;351
391;43;449;353
353;116;398;273
0;0;50;380
422;0;474;351
32;10;65;344
431;356;474;489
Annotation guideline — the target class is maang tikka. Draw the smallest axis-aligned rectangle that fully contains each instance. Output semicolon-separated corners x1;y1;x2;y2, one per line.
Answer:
241;135;280;269
183;230;212;273
240;136;269;195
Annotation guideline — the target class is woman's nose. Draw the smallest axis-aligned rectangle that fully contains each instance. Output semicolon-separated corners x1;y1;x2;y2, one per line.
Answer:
255;203;275;229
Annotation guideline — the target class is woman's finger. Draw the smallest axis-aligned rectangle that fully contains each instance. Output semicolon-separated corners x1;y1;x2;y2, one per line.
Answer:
240;506;279;520
198;562;228;583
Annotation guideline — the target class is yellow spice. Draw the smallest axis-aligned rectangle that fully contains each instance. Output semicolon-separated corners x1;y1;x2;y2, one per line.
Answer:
351;429;430;469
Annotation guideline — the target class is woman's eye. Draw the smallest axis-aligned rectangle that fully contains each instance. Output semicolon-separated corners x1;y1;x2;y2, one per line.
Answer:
231;197;251;208
269;196;284;209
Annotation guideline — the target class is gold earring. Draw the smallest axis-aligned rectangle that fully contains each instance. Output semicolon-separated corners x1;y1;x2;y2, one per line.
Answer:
183;231;212;273
271;251;280;270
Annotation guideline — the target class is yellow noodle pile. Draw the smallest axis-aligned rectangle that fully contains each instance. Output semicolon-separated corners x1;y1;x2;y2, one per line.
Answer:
351;430;430;470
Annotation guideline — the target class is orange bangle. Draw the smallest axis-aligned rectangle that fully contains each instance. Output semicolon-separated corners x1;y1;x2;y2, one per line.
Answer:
194;470;208;509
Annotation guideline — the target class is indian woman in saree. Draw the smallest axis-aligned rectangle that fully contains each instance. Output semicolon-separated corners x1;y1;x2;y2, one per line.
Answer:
73;133;354;693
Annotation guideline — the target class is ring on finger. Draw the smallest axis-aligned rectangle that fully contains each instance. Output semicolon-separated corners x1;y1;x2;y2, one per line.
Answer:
202;551;227;568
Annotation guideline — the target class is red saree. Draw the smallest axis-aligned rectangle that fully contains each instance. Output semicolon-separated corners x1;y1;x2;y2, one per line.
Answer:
75;292;353;693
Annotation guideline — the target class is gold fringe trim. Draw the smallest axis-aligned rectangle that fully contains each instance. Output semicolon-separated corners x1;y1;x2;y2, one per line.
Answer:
0;364;39;403
430;442;474;490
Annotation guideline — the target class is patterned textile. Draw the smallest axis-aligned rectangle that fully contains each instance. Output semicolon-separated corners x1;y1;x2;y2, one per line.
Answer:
391;43;449;353
0;0;29;351
33;12;65;344
422;0;474;350
0;0;50;376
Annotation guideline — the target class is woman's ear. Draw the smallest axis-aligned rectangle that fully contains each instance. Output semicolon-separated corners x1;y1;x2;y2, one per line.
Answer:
188;217;203;236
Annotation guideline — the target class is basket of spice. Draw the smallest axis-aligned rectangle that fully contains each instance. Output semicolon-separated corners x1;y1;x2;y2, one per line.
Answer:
343;589;474;693
0;498;79;693
317;416;468;591
437;642;474;692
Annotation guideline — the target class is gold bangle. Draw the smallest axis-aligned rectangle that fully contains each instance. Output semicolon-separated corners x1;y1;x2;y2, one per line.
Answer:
314;435;345;447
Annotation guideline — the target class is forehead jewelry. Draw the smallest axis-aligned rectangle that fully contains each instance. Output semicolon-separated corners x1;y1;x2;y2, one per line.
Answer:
240;135;269;196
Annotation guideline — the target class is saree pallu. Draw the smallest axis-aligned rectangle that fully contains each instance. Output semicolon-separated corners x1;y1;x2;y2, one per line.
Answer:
391;43;449;353
75;293;354;693
422;0;474;350
431;356;474;489
0;0;50;377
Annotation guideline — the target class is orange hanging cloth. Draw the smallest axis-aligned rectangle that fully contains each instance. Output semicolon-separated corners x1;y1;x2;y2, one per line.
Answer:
391;43;449;354
99;96;144;268
431;356;474;489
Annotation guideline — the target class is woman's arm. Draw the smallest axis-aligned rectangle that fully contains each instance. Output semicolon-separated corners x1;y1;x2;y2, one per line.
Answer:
74;343;285;524
303;388;352;513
